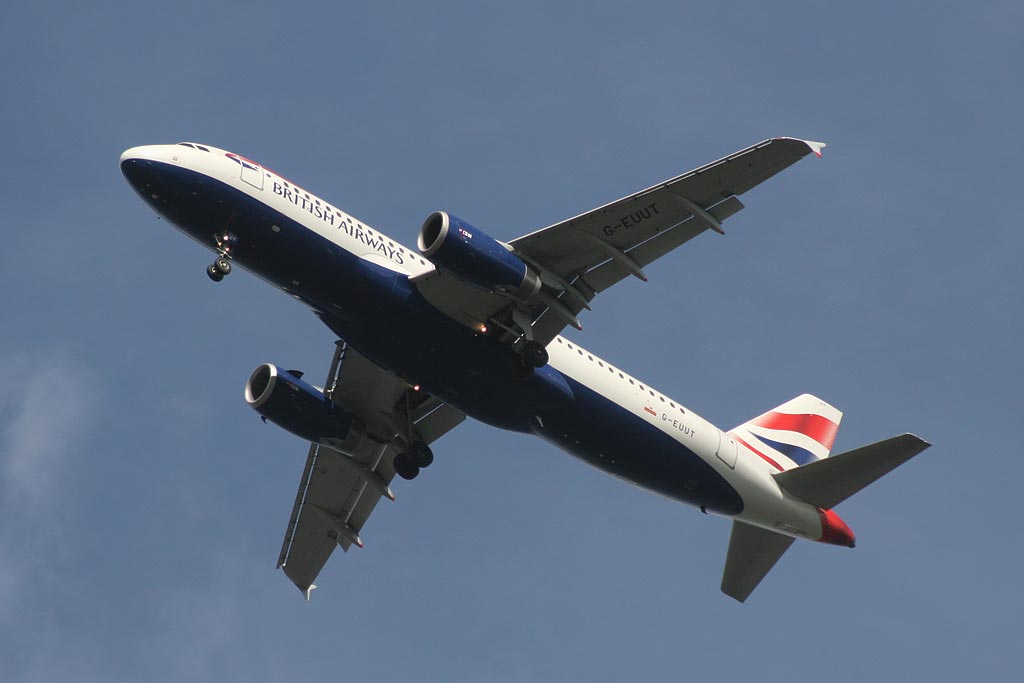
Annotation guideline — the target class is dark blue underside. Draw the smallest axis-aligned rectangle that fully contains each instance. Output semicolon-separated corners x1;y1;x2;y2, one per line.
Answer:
121;159;742;515
535;378;742;513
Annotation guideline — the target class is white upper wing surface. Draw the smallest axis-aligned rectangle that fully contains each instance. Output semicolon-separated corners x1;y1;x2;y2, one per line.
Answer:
414;137;824;345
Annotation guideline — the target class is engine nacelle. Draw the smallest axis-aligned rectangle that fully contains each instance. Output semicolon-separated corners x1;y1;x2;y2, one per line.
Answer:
417;211;541;302
244;363;365;453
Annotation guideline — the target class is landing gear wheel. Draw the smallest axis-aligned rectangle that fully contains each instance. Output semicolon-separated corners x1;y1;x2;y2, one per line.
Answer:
214;257;232;275
206;264;224;282
521;340;549;368
408;441;434;468
393;452;420;480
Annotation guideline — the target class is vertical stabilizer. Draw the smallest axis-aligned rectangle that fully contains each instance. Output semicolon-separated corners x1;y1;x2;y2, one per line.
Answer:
730;394;842;471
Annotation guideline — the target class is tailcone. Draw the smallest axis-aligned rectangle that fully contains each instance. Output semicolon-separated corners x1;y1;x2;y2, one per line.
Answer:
817;508;856;548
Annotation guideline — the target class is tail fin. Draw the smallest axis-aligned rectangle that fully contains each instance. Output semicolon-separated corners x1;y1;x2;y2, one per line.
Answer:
730;393;842;471
773;433;931;510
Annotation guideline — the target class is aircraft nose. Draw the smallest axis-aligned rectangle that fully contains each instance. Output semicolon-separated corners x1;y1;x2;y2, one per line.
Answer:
120;144;167;167
817;508;856;548
121;143;178;198
120;144;175;194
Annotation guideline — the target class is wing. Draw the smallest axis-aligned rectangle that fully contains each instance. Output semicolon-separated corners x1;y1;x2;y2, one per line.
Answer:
276;341;465;599
414;137;824;345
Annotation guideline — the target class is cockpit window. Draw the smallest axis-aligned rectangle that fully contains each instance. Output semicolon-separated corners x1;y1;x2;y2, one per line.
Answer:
195;145;210;152
176;142;211;152
177;142;196;148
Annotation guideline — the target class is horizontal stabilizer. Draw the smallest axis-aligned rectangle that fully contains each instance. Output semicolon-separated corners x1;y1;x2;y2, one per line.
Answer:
721;521;795;603
773;433;931;510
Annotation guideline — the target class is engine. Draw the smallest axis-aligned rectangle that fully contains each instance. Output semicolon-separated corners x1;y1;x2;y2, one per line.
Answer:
244;363;366;454
417;211;541;302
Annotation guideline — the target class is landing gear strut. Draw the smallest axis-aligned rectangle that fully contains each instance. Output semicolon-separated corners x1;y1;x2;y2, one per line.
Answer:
207;232;237;283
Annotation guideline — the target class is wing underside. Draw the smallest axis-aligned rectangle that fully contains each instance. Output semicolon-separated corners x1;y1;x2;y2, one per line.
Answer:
276;340;465;597
414;137;824;347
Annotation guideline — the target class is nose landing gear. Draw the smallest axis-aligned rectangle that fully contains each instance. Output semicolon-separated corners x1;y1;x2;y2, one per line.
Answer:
206;257;232;282
207;232;237;282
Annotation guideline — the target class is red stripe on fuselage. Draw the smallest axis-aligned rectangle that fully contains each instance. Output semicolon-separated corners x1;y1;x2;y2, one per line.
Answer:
751;412;839;450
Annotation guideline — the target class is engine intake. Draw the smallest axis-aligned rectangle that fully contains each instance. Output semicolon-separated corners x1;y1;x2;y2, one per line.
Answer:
244;363;365;454
417;211;541;302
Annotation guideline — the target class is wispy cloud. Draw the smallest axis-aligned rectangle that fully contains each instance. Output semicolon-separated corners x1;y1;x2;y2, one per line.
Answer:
136;549;282;682
0;350;99;622
0;352;97;503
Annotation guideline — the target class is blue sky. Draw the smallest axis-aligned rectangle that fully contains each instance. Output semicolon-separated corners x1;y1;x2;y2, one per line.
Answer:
2;2;1021;680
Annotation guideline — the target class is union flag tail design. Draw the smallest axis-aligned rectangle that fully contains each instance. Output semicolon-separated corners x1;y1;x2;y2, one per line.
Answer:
729;394;842;471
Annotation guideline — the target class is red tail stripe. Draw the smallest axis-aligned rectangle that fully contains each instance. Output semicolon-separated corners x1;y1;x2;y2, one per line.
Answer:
750;412;839;450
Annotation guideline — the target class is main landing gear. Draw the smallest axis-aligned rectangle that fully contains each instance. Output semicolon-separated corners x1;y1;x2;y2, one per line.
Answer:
503;308;549;370
207;232;237;283
520;340;549;369
392;441;434;481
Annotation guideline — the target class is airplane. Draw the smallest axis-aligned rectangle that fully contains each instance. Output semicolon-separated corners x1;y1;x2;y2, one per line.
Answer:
120;137;930;603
